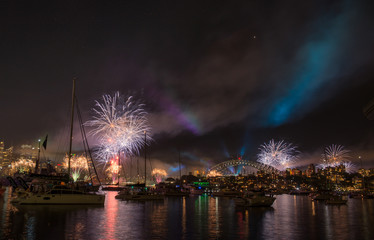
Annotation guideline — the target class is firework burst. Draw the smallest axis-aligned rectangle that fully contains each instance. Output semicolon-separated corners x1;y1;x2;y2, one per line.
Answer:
105;161;121;184
152;168;167;183
63;154;89;170
257;139;299;170
63;154;89;181
10;158;35;174
207;170;222;177
71;169;81;182
86;92;151;164
341;161;356;173
319;144;350;169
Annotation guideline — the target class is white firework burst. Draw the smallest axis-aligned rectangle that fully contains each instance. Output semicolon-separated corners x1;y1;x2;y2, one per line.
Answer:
257;139;299;170
341;161;356;173
320;144;350;168
86;92;151;166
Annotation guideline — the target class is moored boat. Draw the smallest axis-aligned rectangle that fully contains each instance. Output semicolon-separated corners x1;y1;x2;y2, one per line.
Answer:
14;80;105;206
235;193;276;207
116;188;164;201
121;192;164;201
212;188;241;197
189;187;205;195
311;192;333;201
325;195;348;205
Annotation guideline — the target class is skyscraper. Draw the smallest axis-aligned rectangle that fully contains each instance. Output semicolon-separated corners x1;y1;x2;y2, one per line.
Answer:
3;146;13;169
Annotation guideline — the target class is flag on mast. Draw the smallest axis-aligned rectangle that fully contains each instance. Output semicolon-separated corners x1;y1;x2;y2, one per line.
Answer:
42;134;48;150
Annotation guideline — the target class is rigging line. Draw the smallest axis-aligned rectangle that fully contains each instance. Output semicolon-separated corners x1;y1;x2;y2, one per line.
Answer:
54;104;71;164
76;97;94;186
79;118;94;185
75;95;102;186
120;152;127;180
148;153;153;175
76;96;100;186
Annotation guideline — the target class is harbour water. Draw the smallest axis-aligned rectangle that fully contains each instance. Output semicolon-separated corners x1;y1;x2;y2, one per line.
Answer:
1;189;373;240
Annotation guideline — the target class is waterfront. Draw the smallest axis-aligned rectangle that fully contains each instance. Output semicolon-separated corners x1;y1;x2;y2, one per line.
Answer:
0;190;373;240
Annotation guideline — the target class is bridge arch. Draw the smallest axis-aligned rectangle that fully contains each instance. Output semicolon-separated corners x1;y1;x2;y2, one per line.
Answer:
208;159;279;176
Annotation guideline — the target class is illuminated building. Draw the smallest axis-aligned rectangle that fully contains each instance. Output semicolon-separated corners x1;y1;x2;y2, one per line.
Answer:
358;168;369;177
3;146;13;168
19;144;38;161
306;164;316;177
164;178;176;184
290;168;302;176
1;145;13;175
0;141;4;168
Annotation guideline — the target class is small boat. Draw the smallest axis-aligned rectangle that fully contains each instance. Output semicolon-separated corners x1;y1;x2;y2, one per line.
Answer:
235;193;276;207
122;192;164;201
349;192;374;199
212;188;241;197
190;187;205;195
325;195;348;205
311;192;333;201
102;185;126;191
116;188;164;201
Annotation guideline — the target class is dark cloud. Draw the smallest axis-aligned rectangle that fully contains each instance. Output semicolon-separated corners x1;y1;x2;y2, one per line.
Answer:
1;1;374;172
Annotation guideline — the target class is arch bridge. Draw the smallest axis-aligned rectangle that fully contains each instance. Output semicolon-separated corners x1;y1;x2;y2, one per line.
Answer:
208;159;279;176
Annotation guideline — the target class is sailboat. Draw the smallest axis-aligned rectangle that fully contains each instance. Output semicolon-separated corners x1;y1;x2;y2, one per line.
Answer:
15;79;105;205
163;150;189;197
115;131;164;201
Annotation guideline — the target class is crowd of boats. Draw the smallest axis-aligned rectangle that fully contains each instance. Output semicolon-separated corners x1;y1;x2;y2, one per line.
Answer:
3;174;374;208
114;184;374;207
112;184;278;207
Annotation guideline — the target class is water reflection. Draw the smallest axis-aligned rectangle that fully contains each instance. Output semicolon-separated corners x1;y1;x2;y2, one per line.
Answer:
0;191;374;239
148;197;167;238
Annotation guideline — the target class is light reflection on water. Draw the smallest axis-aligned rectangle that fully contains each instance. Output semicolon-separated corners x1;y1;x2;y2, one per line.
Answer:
0;189;373;239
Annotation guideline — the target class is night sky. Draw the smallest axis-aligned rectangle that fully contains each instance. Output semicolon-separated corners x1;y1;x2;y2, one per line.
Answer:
1;1;374;173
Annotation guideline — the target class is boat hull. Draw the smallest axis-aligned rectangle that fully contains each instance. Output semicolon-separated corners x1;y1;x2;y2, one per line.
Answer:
116;194;164;201
212;190;241;197
18;193;105;205
164;192;189;197
235;196;276;207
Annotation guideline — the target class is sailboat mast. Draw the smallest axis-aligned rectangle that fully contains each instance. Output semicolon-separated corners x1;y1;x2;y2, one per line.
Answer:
68;78;76;178
35;139;41;173
144;131;146;187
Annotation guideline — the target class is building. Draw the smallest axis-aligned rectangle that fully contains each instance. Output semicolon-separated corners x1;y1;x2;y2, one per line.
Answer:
0;141;4;169
290;168;302;176
19;144;38;161
0;145;13;176
306;164;316;177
